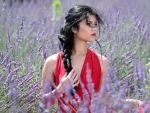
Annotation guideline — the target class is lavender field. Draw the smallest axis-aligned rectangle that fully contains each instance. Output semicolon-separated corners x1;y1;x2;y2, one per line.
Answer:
0;0;150;112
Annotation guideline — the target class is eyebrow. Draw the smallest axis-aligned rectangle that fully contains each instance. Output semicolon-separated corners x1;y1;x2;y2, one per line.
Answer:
87;20;97;23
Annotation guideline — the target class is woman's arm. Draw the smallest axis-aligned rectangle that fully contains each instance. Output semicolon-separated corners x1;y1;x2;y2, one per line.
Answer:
97;54;143;108
97;54;112;104
41;54;80;107
41;54;60;106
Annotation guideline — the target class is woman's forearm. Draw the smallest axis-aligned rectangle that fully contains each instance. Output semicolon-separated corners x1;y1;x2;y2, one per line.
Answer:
121;98;143;108
52;88;63;100
43;88;64;108
102;92;143;108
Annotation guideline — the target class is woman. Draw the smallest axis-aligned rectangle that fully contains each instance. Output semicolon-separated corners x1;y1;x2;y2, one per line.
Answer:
41;5;143;113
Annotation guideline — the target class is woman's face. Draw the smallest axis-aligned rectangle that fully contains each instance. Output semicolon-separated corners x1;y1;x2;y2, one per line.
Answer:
74;14;98;42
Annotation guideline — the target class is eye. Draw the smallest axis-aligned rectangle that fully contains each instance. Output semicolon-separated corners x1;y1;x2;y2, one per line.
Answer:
86;22;98;28
94;24;98;26
86;22;91;26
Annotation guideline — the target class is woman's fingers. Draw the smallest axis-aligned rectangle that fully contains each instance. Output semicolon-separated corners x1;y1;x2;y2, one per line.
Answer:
73;79;80;87
72;70;78;78
73;72;79;83
68;69;75;78
70;69;79;83
63;69;80;88
68;69;76;79
59;69;80;93
71;70;79;87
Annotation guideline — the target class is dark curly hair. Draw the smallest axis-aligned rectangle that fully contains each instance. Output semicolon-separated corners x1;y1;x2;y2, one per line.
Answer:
58;5;104;91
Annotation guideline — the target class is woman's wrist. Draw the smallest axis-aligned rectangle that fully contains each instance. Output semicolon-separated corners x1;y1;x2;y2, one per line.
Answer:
57;82;65;94
52;88;63;99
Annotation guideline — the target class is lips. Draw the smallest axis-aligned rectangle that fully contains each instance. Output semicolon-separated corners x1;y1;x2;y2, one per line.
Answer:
91;33;96;37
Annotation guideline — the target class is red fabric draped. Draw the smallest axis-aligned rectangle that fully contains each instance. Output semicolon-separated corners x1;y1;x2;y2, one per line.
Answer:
55;48;102;113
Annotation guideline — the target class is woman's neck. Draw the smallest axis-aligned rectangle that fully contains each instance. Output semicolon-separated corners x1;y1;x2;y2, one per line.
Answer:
72;37;88;56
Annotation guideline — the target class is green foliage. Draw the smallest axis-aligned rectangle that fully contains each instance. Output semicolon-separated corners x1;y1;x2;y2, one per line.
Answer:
51;0;61;21
52;0;61;9
146;58;150;89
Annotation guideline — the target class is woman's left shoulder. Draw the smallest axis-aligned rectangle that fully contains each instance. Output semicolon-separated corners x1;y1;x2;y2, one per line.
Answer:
96;53;109;74
96;53;108;65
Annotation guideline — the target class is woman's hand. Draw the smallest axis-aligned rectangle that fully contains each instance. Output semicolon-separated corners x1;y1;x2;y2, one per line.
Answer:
57;68;80;94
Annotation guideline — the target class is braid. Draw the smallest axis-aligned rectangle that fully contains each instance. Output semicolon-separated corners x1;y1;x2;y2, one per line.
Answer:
59;33;79;93
62;45;72;74
58;27;74;75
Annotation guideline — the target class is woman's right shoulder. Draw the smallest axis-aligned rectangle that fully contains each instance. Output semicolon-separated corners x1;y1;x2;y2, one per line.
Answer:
44;53;60;65
41;53;61;89
42;53;60;76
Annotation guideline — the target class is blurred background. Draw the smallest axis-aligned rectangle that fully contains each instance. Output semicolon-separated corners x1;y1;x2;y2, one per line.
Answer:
0;0;150;112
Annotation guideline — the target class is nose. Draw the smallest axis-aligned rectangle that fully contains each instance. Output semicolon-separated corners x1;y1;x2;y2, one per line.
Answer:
92;27;97;32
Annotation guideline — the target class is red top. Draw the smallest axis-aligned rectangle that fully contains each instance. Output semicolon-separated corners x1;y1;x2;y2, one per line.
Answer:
44;48;146;113
55;48;102;112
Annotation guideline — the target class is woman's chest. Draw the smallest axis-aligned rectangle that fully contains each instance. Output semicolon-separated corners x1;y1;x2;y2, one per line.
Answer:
71;55;86;76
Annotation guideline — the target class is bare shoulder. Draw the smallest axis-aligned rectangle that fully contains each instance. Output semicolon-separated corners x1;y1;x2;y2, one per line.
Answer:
96;53;108;66
42;53;59;76
41;53;59;92
96;53;109;74
45;53;59;64
96;53;109;89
